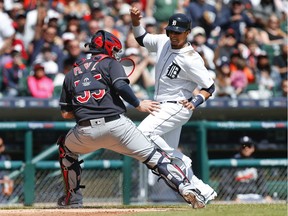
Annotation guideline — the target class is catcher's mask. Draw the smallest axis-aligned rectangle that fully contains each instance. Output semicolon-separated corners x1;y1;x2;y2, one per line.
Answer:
84;30;122;61
165;13;191;36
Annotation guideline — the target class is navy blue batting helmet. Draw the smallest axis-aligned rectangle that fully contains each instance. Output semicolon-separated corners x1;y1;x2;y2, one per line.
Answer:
165;13;191;34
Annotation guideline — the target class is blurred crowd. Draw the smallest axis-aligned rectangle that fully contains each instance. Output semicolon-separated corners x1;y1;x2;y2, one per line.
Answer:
0;0;287;100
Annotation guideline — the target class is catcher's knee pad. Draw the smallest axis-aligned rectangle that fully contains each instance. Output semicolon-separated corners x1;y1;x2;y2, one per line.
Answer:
57;135;85;204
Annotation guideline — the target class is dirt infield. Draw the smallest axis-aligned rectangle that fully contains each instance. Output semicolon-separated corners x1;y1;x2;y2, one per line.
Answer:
0;208;168;216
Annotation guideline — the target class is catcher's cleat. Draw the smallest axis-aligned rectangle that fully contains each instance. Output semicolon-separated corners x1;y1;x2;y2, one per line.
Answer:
57;195;83;208
182;188;206;209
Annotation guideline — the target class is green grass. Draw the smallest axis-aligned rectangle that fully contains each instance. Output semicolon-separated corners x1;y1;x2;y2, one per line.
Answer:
129;204;287;216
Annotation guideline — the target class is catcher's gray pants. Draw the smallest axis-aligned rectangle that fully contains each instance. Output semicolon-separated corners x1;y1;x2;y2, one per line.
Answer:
65;114;160;167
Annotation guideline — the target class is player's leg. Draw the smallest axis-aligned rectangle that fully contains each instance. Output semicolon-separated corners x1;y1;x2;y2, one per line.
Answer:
109;117;205;208
57;134;84;208
138;106;217;203
138;104;189;153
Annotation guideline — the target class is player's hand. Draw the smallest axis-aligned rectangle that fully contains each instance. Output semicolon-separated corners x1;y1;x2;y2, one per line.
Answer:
179;100;195;111
130;7;142;26
136;100;160;114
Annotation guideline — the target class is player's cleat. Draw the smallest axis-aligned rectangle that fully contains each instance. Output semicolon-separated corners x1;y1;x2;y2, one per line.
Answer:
182;187;206;209
205;190;217;204
57;195;83;208
191;175;217;204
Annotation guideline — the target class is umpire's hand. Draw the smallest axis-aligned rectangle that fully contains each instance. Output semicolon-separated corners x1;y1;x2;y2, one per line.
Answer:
136;100;160;115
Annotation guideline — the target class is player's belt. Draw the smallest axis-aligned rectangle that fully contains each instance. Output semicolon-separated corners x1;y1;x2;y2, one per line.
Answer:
160;97;192;104
78;114;120;126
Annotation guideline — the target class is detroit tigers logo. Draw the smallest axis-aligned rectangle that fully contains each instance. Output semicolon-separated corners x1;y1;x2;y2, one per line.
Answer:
166;62;181;79
172;20;177;26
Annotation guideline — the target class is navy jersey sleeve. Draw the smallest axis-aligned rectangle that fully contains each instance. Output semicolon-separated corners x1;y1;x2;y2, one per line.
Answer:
59;73;74;112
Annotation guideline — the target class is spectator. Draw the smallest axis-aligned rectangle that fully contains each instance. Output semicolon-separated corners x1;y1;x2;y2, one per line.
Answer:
125;47;155;100
219;136;273;203
142;16;157;34
34;46;59;80
103;15;124;46
116;3;132;39
257;67;275;99
63;39;87;69
28;25;64;72
0;137;14;203
251;0;282;28
23;0;61;49
213;28;239;68
62;15;87;45
85;19;100;45
27;63;54;98
185;0;218;38
1;47;28;97
90;3;106;23
230;50;255;84
0;0;15;64
259;14;287;47
191;26;215;70
146;0;179;24
230;58;249;97
214;60;236;98
217;0;255;42
108;0;126;21
62;0;91;21
255;54;280;95
53;58;75;97
240;41;261;75
272;43;288;81
278;79;288;97
13;10;28;50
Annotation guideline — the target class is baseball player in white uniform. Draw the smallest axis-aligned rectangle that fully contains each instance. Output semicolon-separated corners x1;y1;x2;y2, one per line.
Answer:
130;7;217;205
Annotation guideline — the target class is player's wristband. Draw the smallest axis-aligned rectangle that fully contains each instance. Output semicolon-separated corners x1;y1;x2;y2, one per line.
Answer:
191;94;205;108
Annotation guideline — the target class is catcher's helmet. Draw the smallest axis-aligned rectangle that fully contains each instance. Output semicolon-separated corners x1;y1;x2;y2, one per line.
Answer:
165;13;191;35
84;30;122;60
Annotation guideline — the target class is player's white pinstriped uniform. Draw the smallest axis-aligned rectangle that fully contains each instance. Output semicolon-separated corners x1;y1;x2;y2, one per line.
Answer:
143;34;213;102
131;9;217;203
138;33;213;162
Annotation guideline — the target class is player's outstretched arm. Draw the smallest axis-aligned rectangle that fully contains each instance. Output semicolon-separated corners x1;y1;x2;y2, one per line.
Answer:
136;100;160;115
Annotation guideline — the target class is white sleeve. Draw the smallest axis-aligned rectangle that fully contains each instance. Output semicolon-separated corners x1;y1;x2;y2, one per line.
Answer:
132;25;146;38
132;25;169;54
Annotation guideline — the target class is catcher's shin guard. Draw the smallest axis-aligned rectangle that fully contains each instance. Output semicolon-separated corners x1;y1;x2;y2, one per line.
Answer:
144;148;190;191
156;162;190;192
57;135;85;206
144;148;205;208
